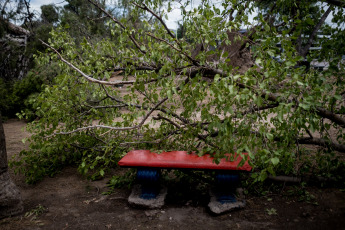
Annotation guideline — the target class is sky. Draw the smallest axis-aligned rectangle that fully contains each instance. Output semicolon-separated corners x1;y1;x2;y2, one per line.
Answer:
30;0;66;14
29;0;207;30
29;0;335;30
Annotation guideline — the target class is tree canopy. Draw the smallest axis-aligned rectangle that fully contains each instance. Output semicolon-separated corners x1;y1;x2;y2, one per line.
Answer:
0;0;112;118
12;0;345;183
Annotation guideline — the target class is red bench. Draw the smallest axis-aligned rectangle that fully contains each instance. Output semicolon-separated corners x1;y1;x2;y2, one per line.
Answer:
118;150;252;171
119;150;252;207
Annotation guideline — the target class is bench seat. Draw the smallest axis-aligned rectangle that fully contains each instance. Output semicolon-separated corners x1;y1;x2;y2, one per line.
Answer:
118;150;252;171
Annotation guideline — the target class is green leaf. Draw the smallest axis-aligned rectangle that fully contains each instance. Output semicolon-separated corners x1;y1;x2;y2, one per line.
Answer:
167;89;172;98
266;133;274;140
259;171;268;182
277;111;283;123
271;157;279;165
299;103;310;110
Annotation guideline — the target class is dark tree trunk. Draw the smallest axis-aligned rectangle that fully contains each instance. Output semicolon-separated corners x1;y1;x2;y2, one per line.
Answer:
296;6;333;58
0;112;23;219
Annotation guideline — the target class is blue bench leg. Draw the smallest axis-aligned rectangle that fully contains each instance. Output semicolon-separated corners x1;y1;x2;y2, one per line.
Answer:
136;169;160;200
214;173;240;204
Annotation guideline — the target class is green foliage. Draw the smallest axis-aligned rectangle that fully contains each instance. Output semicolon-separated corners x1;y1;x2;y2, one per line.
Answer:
0;3;59;119
17;60;62;120
24;204;46;221
176;21;184;39
26;23;55;55
0;39;27;82
0;20;6;38
60;0;110;41
12;0;345;184
0;78;12;117
287;182;319;205
0;73;43;119
0;56;62;120
300;149;345;184
266;208;277;215
41;4;59;24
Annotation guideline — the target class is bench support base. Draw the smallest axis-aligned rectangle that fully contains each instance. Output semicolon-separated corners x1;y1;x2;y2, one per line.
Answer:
128;169;167;208
128;184;167;209
208;173;246;214
208;188;246;214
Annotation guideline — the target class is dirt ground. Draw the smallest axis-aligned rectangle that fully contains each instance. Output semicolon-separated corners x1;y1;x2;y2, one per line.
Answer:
1;119;345;230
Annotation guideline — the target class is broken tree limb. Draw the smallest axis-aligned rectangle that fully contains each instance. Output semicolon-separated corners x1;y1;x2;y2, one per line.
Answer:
298;137;345;153
268;175;302;183
0;18;30;36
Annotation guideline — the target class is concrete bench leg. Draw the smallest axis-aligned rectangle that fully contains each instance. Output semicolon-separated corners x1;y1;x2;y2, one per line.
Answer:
208;172;246;214
128;169;167;208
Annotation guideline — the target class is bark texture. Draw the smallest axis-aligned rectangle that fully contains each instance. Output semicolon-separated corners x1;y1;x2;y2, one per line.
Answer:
0;112;23;219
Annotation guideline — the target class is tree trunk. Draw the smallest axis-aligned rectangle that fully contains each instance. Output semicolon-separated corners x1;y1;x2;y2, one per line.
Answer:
0;112;23;219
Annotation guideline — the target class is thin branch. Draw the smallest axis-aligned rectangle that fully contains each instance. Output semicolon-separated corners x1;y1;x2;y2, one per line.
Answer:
87;0;146;54
157;107;191;125
298;5;333;57
87;15;107;21
42;43;160;86
205;67;280;101
46;125;139;137
130;1;198;66
46;97;168;137
274;21;287;28
119;140;161;146
235;2;277;54
101;84;119;101
23;0;34;30
86;132;107;144
112;66;157;71
101;84;149;111
41;40;135;86
132;2;176;40
153;113;219;149
1;0;10;16
234;0;250;22
305;129;314;139
240;103;280;117
324;0;345;7
70;143;104;153
201;103;280;138
146;32;199;66
298;137;345;153
225;0;246;21
135;82;194;126
146;32;181;53
119;129;180;147
153;114;181;129
138;97;168;127
268;175;301;183
84;104;127;109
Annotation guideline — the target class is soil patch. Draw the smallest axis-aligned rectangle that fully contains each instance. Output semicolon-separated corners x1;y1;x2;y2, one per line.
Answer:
1;119;345;230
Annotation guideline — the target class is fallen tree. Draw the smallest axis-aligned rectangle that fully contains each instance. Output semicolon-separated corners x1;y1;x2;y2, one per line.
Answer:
16;0;345;183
